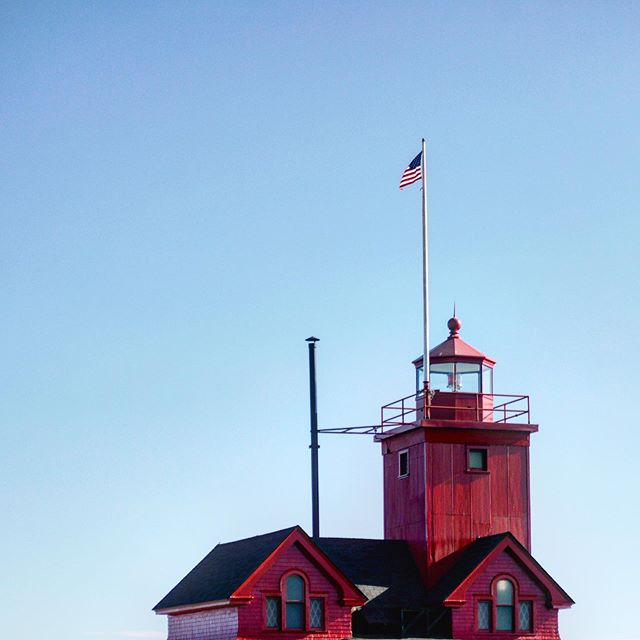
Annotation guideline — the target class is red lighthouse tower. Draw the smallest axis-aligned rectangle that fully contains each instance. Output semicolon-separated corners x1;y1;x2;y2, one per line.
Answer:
380;315;534;571
155;315;574;640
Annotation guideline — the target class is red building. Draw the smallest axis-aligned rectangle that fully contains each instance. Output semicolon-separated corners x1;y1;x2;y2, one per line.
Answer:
154;317;573;639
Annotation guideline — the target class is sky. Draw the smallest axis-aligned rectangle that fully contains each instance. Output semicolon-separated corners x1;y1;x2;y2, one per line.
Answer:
2;2;639;639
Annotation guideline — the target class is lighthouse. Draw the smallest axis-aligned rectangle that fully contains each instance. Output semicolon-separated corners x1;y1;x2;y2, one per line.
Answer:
380;314;532;569
153;144;574;638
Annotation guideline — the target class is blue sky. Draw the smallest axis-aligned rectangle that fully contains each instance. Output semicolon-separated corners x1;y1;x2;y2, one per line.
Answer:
2;2;639;639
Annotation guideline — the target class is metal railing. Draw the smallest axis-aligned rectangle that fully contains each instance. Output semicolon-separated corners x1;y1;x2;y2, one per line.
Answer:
381;391;530;430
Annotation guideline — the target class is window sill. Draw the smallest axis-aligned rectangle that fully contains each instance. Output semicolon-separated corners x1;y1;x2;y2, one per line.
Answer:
475;632;535;636
262;630;325;635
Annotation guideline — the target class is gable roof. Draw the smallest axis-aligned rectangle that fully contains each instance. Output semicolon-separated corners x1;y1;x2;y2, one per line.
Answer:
428;532;574;609
154;526;296;611
155;526;572;620
154;526;367;613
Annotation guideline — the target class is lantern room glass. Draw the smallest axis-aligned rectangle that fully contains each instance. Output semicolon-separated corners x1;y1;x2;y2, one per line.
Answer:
416;362;493;394
482;364;493;394
430;362;481;393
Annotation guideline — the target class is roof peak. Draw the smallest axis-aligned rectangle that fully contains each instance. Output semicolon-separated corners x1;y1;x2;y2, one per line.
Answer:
413;315;496;366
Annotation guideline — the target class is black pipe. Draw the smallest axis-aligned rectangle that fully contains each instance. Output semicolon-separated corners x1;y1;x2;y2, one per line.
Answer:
306;336;320;538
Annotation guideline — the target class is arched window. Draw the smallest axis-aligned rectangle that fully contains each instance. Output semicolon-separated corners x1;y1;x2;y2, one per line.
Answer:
495;578;514;631
264;572;326;632
285;574;305;629
476;576;534;633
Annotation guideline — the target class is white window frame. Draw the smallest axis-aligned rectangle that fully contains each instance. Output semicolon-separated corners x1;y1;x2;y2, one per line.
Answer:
398;449;409;478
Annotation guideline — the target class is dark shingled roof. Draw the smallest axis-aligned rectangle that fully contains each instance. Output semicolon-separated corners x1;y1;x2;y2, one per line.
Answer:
154;526;296;610
427;532;508;604
154;527;426;619
156;526;566;624
316;537;428;625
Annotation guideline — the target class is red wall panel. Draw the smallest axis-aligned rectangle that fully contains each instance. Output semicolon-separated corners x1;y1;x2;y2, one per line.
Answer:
426;440;530;565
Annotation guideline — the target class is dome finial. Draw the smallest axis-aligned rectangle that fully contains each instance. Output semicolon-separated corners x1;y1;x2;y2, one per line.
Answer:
447;305;461;337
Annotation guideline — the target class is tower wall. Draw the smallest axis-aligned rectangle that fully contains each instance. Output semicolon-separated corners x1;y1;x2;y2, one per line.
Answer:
382;430;428;572
426;439;530;565
381;422;532;572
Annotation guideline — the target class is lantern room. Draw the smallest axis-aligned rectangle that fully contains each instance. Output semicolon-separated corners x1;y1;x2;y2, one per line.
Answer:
381;316;530;428
413;315;495;395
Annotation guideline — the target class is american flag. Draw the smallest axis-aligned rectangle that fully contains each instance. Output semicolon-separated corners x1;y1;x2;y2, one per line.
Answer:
399;151;422;189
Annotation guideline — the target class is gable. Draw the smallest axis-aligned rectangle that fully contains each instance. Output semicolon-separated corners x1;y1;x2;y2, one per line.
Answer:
154;526;365;614
240;540;351;599
437;534;573;609
233;528;366;606
454;546;553;604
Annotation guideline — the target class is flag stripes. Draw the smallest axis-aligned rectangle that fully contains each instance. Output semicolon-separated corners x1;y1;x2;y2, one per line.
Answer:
399;151;422;189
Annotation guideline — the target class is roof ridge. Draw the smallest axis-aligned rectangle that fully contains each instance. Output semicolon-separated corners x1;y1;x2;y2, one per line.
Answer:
318;536;409;544
216;525;298;547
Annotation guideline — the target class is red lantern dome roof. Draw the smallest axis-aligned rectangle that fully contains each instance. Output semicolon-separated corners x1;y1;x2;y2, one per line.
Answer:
413;316;496;367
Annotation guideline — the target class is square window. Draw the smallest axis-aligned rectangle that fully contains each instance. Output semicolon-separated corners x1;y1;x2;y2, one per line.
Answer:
477;600;491;630
265;597;281;629
469;448;487;471
399;450;409;477
310;598;324;629
519;600;533;631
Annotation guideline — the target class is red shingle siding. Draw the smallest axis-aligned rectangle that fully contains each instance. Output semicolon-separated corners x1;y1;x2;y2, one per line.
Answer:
236;541;353;640
168;607;239;640
451;549;560;640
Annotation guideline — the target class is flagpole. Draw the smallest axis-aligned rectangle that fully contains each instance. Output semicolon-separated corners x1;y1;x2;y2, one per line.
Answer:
421;138;430;405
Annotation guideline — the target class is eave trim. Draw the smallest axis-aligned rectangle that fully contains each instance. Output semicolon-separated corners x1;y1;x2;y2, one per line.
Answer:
154;599;233;615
